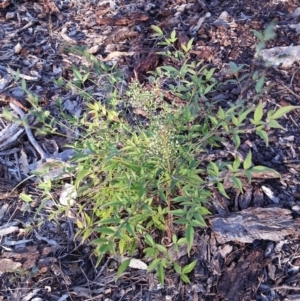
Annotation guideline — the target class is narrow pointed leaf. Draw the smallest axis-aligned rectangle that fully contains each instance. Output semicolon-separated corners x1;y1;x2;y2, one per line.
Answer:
147;258;161;272
254;101;263;124
180;274;191;283
255;76;265;93
182;260;197;274
217;182;229;198
256;129;269;147
116;259;131;281
186;225;194;253
243;150;252;170
233;133;240;149
268;119;285;130
269;106;300;120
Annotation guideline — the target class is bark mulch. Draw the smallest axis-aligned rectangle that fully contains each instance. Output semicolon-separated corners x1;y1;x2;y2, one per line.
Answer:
1;0;300;300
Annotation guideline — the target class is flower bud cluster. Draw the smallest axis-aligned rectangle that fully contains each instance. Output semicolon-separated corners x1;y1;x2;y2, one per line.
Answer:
125;81;157;113
148;122;179;161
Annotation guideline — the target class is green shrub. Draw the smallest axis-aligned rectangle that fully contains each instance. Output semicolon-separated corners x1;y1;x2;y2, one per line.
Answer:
15;26;300;286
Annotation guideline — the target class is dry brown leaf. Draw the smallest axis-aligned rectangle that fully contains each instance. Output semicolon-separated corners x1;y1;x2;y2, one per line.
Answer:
0;0;10;9
0;258;21;273
96;12;148;26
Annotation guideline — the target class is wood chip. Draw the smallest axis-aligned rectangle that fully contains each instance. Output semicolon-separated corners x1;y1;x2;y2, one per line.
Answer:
210;207;300;244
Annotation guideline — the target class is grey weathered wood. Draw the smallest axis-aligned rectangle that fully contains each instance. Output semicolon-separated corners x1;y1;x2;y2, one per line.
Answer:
210;207;300;244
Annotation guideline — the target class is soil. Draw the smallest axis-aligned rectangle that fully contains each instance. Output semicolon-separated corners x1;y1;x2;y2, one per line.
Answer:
1;0;300;300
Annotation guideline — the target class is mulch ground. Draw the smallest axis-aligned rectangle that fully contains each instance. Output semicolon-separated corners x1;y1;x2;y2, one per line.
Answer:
1;0;300;300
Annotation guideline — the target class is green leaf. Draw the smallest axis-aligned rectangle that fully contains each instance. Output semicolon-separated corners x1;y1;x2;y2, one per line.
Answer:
160;66;179;74
157;264;165;286
239;107;253;124
151;25;163;36
98;218;120;225
119;239;126;254
209;116;218;126
145;234;155;247
254;101;263;124
190;219;206;227
186;225;194;253
145;247;156;258
172;234;178;244
251;29;264;42
174;263;182;274
264;22;276;41
217;182;229;198
171;209;188;216
14;68;20;81
232;177;243;193
233;156;241;171
208;162;219;175
75;169;91;189
180;274;191;283
3;108;14;121
117;161;141;173
156;244;167;253
99;244;108;254
108;240;115;253
186;38;194;52
180;64;188;76
177;238;187;246
115;231;128;241
233;133;240;149
269;106;300;120
20;193;33;202
218;107;225;119
256;129;269;147
148;258;161;272
182;259;197;274
76;219;83;229
92;237;108;245
204;83;215;95
126;223;137;238
245;170;252;183
227;164;234;172
181;44;187;53
82;229;92;242
243;150;252;170
116;258;131;281
205;68;215;81
255;76;265;93
82;72;90;83
170;30;176;41
95;227;115;235
268;119;285;130
248;166;280;177
232;115;239;127
73;66;82;81
21;78;26;90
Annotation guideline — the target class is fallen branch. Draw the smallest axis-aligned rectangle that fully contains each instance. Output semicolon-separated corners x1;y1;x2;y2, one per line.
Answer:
9;103;48;160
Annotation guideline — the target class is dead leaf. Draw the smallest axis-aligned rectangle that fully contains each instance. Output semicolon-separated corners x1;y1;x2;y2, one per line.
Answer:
0;258;21;273
19;148;29;174
96;12;148;26
261;185;279;203
114;256;148;270
0;225;19;236
0;203;8;220
59;183;77;206
0;0;10;9
176;31;189;51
